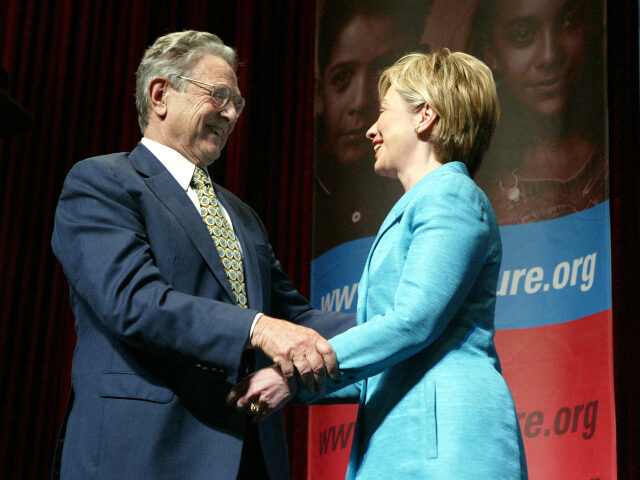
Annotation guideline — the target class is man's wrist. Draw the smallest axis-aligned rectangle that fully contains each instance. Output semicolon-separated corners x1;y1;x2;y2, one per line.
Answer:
248;312;263;348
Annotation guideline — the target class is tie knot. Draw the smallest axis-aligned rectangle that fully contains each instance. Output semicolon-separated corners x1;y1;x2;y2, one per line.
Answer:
192;167;211;189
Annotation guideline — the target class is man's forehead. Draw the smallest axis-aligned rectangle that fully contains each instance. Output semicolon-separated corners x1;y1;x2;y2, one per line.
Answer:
192;54;238;84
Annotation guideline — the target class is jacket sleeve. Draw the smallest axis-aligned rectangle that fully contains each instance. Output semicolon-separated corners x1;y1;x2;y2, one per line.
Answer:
219;186;356;339
319;174;493;393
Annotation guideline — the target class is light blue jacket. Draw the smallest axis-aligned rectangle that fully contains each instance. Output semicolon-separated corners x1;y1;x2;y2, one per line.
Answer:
315;162;527;479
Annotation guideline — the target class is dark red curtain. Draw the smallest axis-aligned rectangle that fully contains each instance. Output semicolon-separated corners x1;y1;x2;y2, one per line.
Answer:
0;1;637;479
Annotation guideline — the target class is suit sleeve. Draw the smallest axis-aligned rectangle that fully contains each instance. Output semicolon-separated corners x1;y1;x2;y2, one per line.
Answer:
268;249;356;338
52;159;256;380
228;194;356;338
316;175;492;395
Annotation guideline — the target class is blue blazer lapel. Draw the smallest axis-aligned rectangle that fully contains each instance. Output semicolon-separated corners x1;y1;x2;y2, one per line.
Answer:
215;189;264;313
356;189;410;324
368;206;404;260
129;144;236;304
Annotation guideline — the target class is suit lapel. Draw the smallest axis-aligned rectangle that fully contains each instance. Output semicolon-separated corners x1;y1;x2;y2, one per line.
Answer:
129;144;236;304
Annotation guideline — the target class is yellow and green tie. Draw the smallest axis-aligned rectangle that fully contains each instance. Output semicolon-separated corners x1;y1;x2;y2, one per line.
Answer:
192;167;248;308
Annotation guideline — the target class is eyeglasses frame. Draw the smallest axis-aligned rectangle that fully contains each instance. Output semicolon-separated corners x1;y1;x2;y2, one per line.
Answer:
177;75;245;115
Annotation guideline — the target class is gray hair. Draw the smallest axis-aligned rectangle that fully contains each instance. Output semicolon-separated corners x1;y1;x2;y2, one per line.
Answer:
135;30;238;133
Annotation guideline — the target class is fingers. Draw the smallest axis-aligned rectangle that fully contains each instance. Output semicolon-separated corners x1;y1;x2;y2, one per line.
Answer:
235;398;269;422
250;402;275;423
225;382;248;410
291;352;319;393
226;367;295;421
316;337;339;378
306;349;327;394
226;383;262;417
275;355;296;381
287;348;328;393
247;401;266;422
225;388;239;406
249;315;338;393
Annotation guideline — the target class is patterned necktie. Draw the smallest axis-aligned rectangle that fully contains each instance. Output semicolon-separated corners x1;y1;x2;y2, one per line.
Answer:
192;167;248;308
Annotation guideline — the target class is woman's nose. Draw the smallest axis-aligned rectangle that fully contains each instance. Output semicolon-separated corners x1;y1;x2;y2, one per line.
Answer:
366;122;377;140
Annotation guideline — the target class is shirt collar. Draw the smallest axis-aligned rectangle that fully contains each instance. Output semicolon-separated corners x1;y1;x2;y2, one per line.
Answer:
141;137;209;191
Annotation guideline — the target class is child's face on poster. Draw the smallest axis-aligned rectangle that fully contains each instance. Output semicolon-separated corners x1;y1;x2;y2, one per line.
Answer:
485;0;589;117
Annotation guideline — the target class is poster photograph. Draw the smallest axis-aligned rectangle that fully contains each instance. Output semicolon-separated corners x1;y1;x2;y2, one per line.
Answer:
311;1;614;478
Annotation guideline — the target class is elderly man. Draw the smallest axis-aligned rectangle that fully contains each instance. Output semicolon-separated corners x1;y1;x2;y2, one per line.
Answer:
51;30;352;480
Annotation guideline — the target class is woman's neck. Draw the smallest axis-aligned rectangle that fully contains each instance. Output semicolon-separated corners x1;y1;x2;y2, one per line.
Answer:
398;153;443;192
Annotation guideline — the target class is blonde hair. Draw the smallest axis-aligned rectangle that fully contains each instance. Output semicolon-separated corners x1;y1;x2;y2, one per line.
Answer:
378;49;499;176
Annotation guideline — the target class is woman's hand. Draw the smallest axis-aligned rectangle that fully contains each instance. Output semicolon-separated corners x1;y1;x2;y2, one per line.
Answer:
226;366;297;422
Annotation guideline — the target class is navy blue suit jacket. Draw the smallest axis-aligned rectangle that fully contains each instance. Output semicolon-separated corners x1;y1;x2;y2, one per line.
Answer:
51;143;352;479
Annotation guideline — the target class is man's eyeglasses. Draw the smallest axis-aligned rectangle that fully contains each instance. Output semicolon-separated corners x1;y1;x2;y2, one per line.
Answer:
178;75;245;115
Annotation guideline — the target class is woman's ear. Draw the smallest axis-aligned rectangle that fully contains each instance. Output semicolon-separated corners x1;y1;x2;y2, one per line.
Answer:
416;104;438;134
148;77;169;117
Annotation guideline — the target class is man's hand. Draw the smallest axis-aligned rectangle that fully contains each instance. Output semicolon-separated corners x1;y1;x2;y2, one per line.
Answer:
226;366;295;422
250;315;337;393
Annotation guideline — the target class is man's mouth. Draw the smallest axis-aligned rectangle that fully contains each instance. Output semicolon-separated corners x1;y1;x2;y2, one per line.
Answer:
208;125;224;136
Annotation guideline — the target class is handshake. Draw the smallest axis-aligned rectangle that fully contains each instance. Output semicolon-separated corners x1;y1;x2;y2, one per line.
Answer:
226;314;337;421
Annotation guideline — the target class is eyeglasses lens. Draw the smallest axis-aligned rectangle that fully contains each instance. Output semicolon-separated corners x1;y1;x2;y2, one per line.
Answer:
210;85;245;115
210;85;229;109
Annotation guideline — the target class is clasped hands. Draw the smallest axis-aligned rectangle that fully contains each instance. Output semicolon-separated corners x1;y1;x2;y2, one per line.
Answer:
226;315;336;421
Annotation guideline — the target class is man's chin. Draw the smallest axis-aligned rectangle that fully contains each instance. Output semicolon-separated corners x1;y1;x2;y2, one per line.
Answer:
195;153;219;168
200;144;223;165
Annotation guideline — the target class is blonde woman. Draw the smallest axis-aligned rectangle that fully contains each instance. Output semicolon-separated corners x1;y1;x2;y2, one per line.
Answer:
230;50;528;479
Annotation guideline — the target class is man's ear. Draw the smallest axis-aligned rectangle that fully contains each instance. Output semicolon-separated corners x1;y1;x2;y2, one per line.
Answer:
149;77;169;117
415;104;438;135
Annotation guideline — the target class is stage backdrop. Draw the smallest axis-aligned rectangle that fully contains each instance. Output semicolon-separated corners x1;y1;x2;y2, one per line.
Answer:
310;1;615;479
